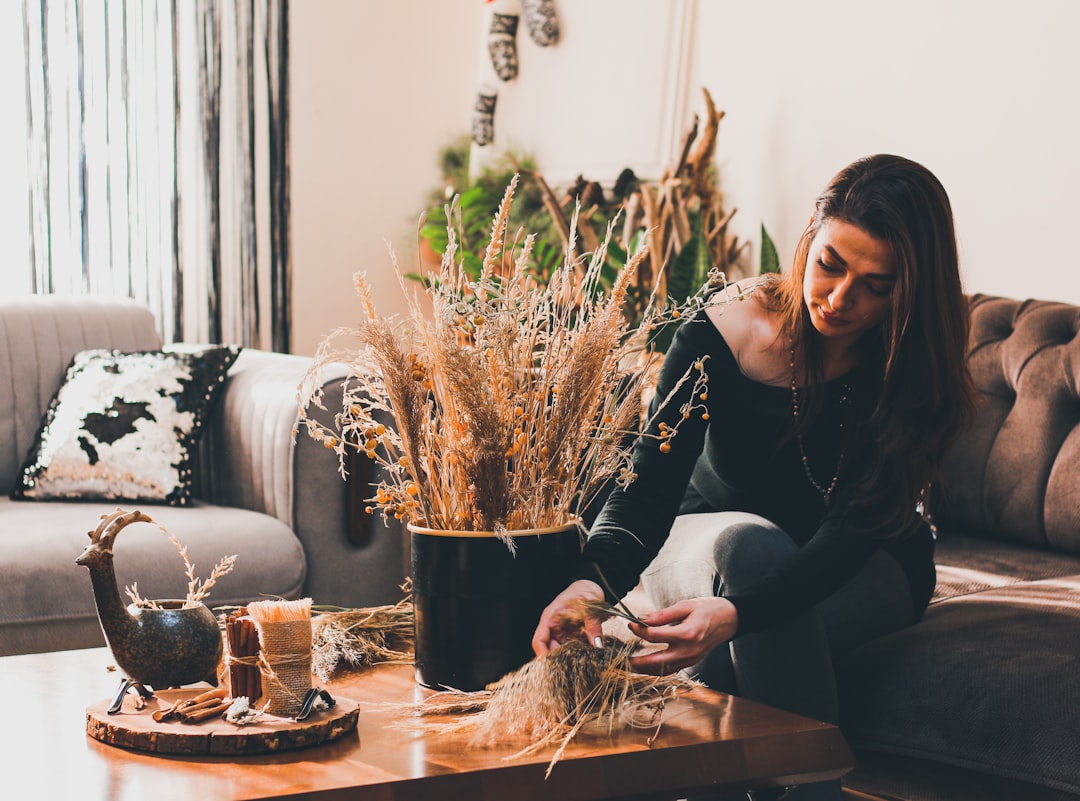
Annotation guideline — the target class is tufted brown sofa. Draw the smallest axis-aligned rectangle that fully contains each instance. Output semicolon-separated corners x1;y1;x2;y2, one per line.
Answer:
838;294;1080;801
0;295;406;657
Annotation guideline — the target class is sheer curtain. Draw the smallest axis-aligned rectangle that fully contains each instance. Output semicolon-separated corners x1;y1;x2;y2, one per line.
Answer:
9;0;290;351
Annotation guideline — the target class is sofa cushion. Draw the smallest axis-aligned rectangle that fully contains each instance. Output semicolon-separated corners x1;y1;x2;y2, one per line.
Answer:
838;574;1080;795
933;295;1080;554
11;346;239;506
933;533;1080;601
0;296;162;493
0;498;306;639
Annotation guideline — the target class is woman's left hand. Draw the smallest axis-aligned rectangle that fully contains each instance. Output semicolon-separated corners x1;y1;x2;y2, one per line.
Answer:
627;596;738;674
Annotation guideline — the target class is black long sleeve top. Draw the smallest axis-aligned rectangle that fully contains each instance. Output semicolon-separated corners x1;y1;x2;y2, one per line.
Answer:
574;310;935;636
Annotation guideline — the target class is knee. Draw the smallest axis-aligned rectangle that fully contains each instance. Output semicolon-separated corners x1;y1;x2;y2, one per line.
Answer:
641;512;796;607
713;519;796;590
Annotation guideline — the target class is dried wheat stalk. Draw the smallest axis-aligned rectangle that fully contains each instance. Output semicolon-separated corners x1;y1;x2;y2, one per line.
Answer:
121;512;237;608
399;638;697;778
297;175;740;545
311;595;415;680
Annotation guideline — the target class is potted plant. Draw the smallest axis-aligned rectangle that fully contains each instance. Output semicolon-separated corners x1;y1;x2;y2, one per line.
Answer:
413;89;778;353
298;175;748;690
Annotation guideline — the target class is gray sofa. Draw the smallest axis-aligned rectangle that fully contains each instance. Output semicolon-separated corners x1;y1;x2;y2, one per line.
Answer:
839;294;1080;801
1;295;405;657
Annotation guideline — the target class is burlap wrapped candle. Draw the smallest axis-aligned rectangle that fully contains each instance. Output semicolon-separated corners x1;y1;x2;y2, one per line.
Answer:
246;598;313;717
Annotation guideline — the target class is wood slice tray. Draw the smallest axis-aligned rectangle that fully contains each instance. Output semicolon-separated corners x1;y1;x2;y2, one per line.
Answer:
86;687;359;755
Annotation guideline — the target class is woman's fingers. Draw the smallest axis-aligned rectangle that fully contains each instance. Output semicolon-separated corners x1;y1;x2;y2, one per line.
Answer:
531;579;606;655
531;612;561;655
624;596;740;673
636;602;693;627
584;616;605;648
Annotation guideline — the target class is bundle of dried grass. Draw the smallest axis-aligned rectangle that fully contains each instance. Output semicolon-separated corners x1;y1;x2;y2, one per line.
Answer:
311;596;415;681
297;175;747;545
120;511;237;609
404;638;696;777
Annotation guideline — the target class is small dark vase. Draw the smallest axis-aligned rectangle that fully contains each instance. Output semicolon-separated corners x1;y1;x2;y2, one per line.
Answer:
409;521;580;691
118;600;223;688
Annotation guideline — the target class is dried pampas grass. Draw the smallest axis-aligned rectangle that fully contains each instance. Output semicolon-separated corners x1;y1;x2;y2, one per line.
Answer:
296;175;739;545
311;596;414;681
403;638;696;777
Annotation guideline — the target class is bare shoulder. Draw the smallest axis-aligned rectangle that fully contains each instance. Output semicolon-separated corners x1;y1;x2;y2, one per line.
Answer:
703;278;765;350
703;278;787;385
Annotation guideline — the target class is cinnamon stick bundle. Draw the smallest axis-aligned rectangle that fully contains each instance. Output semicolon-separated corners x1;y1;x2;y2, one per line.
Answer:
152;687;230;723
225;608;262;702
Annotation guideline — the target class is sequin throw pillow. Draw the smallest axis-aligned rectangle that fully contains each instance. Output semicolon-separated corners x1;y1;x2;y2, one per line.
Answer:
11;345;240;506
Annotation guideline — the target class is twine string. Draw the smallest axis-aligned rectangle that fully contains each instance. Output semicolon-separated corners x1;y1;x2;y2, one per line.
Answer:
224;653;261;668
253;619;313;716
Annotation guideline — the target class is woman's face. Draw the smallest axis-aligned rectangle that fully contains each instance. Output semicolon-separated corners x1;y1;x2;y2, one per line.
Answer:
802;219;896;348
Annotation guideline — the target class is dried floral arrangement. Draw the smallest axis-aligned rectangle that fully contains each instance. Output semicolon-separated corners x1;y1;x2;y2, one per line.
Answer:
311;594;415;681
123;513;237;609
298;174;755;541
400;638;697;777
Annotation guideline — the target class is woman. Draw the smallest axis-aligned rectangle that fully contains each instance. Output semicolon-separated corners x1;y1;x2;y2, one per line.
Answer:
532;154;975;801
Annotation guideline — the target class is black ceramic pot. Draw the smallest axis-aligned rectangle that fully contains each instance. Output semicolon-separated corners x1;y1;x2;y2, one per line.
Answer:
409;521;581;691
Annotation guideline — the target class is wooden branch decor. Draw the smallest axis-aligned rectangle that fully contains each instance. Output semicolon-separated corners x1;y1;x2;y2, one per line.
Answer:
86;686;359;755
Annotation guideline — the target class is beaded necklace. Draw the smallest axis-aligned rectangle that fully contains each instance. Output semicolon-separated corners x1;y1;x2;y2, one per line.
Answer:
789;346;849;508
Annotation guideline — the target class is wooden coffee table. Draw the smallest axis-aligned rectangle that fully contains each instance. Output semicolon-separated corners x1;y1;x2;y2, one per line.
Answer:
0;646;853;800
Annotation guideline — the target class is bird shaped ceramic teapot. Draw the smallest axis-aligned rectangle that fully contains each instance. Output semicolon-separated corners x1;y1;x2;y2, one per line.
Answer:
76;509;223;704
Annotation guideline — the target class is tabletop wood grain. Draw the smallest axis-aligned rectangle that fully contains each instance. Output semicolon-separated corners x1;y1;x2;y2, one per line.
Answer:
0;646;853;800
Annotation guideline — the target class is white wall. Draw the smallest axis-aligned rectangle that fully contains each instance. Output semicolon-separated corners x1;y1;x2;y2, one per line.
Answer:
289;0;1080;355
694;0;1080;303
289;1;701;354
470;0;697;185
289;1;484;355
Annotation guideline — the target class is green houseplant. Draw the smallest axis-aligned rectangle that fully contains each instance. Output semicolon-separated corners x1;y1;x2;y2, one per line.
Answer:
415;88;775;354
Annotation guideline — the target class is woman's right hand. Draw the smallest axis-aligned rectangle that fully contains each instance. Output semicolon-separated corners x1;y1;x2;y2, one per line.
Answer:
626;596;738;674
531;579;606;655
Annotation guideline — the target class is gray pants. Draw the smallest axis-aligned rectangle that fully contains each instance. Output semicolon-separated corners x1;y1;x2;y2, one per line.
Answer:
641;512;917;801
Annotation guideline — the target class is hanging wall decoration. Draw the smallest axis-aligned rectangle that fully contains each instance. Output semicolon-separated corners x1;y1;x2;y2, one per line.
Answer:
473;0;561;147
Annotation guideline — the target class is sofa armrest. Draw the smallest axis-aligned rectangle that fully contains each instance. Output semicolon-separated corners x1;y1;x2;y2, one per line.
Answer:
196;349;406;608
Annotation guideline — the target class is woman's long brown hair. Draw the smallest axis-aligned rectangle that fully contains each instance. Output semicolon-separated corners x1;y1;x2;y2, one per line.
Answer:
758;154;976;538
